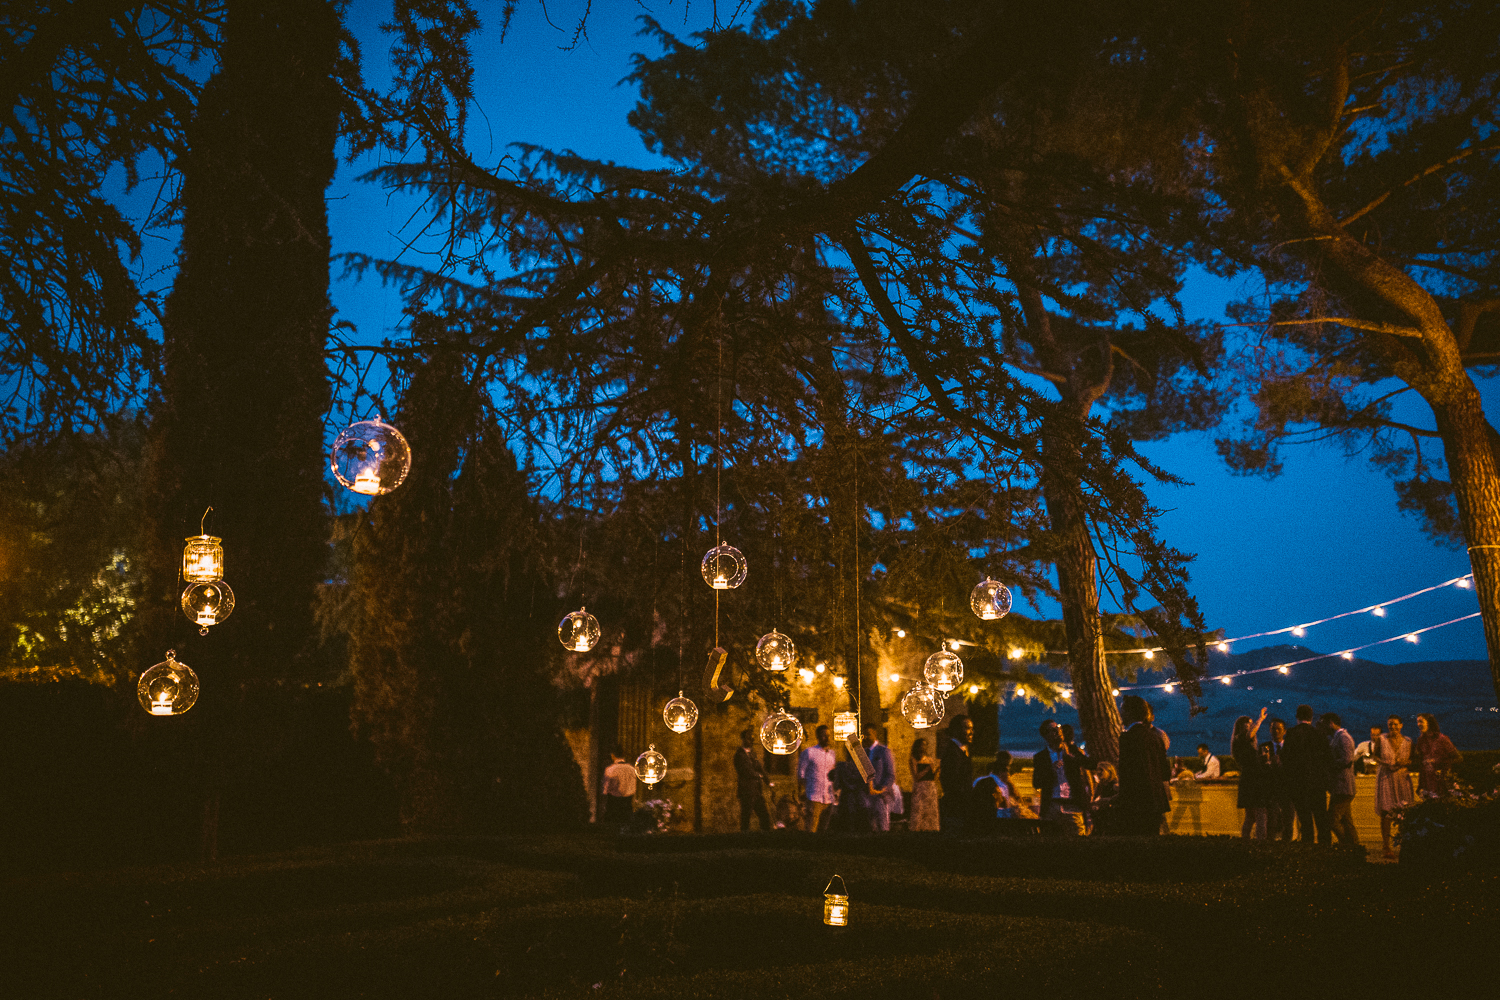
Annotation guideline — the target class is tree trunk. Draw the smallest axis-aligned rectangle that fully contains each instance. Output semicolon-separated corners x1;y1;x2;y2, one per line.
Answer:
1042;412;1123;763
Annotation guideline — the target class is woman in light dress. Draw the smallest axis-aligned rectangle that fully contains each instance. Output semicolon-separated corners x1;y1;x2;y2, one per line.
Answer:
907;738;941;831
1373;714;1413;860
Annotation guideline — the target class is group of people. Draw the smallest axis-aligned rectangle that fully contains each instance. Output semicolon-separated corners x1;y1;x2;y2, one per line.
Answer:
734;723;905;832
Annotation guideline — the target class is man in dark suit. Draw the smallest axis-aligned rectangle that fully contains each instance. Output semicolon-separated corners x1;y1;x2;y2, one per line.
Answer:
1116;695;1171;835
1033;720;1095;819
733;728;772;832
938;715;974;834
861;725;897;832
1280;704;1331;844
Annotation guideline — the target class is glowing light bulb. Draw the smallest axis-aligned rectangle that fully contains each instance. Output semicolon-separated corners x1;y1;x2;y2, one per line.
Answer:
1278;666;1290;675
1016;686;1027;697
1372;607;1386;617
1008;647;1023;660
1143;649;1155;660
799;668;815;683
815;662;826;673
1341;652;1354;660
1457;578;1471;589
1110;688;1120;697
1162;683;1173;691
1405;633;1419;643
1062;689;1073;700
1217;642;1229;653
832;676;845;689
968;684;979;695
1220;676;1232;685
894;629;906;638
1291;626;1305;637
888;672;900;683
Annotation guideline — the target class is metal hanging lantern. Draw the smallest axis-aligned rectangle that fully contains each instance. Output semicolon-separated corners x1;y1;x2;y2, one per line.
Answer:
823;874;850;927
331;417;412;496
558;607;601;652
900;683;944;729
181;535;223;583
754;629;796;672
636;744;667;787
700;542;748;590
832;711;859;741
182;580;234;633
923;649;964;693
970;578;1013;620
663;691;699;734
138;651;199;716
760;707;804;755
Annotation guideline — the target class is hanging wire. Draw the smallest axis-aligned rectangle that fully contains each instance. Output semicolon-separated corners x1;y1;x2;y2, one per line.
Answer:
715;329;723;650
854;436;861;726
199;506;213;535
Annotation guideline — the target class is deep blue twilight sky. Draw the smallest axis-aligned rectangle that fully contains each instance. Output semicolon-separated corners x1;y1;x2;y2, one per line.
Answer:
324;2;1494;676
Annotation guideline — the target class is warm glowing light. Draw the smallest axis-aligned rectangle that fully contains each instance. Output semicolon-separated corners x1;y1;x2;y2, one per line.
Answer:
138;652;199;717
1008;647;1024;660
1342;651;1355;660
1217;642;1229;653
663;692;698;733
181;534;224;583
1143;649;1155;660
888;673;900;683
1220;676;1232;685
755;630;795;671
701;543;748;590
832;712;858;740
761;708;803;755
1016;686;1027;697
635;745;667;786
1457;578;1471;589
1405;633;1419;643
1110;688;1120;697
1372;606;1386;617
332;417;411;496
1278;666;1290;675
923;650;964;692
558;608;601;652
832;676;845;689
968;684;979;695
1291;626;1305;637
894;629;907;638
949;640;962;651
900;683;943;729
798;668;815;683
1061;689;1072;700
969;578;1013;620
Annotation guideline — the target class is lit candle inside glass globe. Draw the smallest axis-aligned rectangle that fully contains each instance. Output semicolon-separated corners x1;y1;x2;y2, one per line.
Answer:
352;470;382;495
151;693;174;715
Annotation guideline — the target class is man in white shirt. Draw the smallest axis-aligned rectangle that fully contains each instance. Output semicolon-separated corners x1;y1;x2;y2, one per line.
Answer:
1352;724;1383;775
796;725;837;832
600;746;637;825
1190;744;1220;780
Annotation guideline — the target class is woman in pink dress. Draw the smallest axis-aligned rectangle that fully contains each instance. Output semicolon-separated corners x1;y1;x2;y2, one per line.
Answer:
1373;714;1412;859
1413;713;1462;799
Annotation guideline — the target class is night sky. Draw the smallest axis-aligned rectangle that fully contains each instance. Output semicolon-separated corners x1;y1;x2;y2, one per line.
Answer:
323;1;1494;671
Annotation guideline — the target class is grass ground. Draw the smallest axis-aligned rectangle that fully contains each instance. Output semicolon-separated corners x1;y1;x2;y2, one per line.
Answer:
3;832;1495;999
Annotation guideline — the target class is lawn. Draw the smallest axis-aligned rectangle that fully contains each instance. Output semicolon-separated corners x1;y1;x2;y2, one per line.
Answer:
3;832;1494;999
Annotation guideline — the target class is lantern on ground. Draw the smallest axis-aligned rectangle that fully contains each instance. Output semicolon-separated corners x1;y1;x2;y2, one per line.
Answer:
832;711;859;741
823;875;849;927
755;630;796;672
663;691;699;733
760;707;804;755
181;534;223;583
923;649;964;693
558;607;601;652
701;543;748;590
901;683;944;729
182;581;234;633
138;651;199;716
331;417;412;496
636;744;667;787
970;578;1012;620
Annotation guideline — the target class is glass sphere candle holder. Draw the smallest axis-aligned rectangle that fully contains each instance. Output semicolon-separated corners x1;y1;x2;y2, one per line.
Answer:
558;607;601;652
901;683;944;729
331;417;412;496
181;535;224;583
636;744;667;787
760;707;804;755
970;578;1013;620
832;711;859;741
923;649;964;693
138;651;199;716
755;630;796;672
663;691;699;733
182;580;234;632
700;543;748;590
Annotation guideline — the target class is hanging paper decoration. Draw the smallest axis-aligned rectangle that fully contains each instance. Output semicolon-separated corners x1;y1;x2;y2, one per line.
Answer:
182;580;234;633
754;630;796;672
823;875;850;927
832;711;859;741
900;683;944;729
923;649;964;693
331;417;412;496
138;651;199;716
970;578;1012;620
760;707;804;755
558;607;601;652
700;543;748;590
663;691;699;733
636;744;667;787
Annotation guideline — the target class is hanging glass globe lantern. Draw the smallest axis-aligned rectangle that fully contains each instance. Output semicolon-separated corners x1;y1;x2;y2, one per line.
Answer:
558;607;601;652
923;649;964;693
663;691;699;733
760;707;804;755
331;417;412;496
901;683;944;729
832;711;859;741
181;580;234;632
823;875;850;927
970;578;1013;620
138;651;199;716
181;534;224;583
700;543;748;590
635;744;667;787
754;630;796;672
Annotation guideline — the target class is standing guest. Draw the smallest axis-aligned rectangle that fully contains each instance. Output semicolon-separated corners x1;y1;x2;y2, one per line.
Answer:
1232;709;1270;840
1353;724;1384;776
1263;718;1294;841
907;737;941;832
1281;704;1331;844
1413;713;1463;798
1034;720;1093;820
862;725;897;832
733;728;772;832
829;756;871;833
1322;712;1360;849
938;715;975;834
1061;723;1098;830
1374;714;1413;860
796;726;838;832
1116;695;1172;835
600;746;637;826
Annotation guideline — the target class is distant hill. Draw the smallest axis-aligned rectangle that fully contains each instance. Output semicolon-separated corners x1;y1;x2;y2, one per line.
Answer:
990;645;1500;754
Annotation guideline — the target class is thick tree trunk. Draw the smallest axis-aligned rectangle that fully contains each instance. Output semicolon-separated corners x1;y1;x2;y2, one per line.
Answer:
1042;413;1123;763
